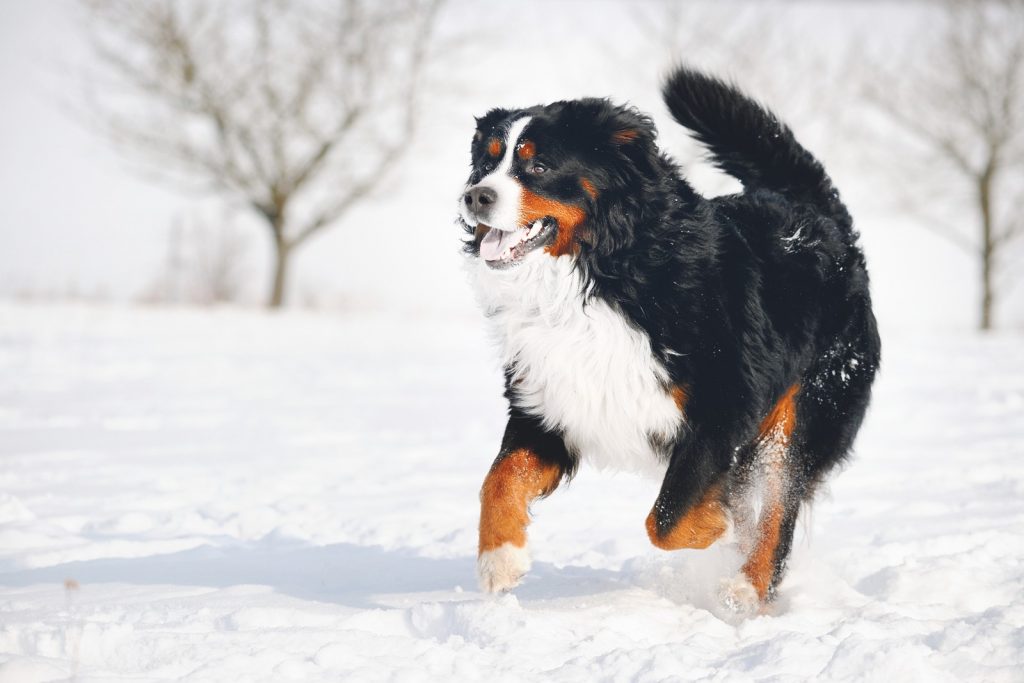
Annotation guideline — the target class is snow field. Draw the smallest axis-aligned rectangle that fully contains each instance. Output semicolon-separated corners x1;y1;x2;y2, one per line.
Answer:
0;303;1022;681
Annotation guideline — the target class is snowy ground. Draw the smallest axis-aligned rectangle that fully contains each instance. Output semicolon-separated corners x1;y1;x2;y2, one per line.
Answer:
0;302;1022;682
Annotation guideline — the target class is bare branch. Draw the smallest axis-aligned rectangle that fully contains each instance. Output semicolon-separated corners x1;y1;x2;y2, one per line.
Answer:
290;141;407;248
918;215;980;255
859;0;1024;329
79;0;448;307
993;212;1024;248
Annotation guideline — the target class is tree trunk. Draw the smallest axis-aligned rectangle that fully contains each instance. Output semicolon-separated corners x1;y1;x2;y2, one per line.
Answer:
980;240;993;331
979;164;995;331
268;236;290;309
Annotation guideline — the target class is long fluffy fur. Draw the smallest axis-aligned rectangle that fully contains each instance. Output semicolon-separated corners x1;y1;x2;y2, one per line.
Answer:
462;65;881;602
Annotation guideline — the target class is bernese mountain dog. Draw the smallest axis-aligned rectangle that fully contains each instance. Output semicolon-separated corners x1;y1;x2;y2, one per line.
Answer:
457;66;880;616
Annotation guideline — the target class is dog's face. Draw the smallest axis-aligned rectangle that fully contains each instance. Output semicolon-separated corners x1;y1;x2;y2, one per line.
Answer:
458;100;657;270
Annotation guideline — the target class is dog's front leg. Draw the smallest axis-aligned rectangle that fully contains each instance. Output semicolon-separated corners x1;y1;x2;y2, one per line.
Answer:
645;434;730;551
478;413;571;593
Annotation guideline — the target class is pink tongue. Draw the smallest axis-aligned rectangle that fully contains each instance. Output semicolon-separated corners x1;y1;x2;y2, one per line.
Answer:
480;228;523;261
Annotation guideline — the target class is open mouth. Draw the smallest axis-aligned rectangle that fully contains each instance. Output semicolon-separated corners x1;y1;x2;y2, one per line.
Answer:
478;218;557;269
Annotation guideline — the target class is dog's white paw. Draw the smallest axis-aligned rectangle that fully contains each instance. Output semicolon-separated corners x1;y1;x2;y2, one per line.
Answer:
717;574;761;619
478;543;530;593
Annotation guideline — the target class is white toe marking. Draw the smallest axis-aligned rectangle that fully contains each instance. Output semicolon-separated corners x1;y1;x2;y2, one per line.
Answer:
478;543;531;594
717;575;760;619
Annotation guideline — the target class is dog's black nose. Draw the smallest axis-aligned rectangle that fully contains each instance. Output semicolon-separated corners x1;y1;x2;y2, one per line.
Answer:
464;186;497;211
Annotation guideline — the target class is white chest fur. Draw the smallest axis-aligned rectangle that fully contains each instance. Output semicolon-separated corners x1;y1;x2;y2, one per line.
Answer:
472;253;682;476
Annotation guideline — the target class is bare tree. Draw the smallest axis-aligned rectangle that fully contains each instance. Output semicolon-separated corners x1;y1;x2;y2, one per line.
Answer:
143;215;187;305
80;0;443;307
865;0;1024;330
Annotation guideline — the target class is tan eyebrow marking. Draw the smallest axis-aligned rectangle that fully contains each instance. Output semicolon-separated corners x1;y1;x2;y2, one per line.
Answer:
516;140;536;161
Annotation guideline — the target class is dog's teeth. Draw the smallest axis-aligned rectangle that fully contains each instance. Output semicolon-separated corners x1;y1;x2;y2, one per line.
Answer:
528;221;543;239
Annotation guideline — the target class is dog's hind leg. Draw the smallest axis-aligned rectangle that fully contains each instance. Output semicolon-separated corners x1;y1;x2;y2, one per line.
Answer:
723;444;759;555
722;466;805;615
478;412;572;593
719;384;805;615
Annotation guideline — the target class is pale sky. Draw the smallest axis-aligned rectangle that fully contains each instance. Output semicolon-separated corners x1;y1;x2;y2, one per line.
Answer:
1;0;1018;330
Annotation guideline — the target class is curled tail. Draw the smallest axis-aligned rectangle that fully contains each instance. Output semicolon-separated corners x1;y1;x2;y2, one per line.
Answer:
662;66;850;231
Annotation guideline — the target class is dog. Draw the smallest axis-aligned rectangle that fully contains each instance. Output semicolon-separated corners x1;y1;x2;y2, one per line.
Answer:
457;66;880;615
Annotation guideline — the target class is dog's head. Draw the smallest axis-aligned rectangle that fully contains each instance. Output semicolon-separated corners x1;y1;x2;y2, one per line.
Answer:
458;99;659;270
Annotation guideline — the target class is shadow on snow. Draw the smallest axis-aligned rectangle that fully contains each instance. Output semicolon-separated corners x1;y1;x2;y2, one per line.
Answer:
0;540;624;609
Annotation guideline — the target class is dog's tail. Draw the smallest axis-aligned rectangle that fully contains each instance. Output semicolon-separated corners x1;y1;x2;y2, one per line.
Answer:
662;66;851;231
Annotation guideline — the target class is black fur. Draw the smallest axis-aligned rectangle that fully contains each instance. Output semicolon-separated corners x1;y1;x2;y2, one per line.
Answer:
464;66;881;600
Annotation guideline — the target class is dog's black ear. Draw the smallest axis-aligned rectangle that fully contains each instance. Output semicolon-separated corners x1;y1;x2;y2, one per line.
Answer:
604;105;657;151
474;108;511;136
578;103;658;257
555;99;657;152
471;109;512;157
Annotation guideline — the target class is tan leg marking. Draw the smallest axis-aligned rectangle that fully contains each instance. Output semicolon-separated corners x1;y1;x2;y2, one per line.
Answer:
741;384;800;599
757;384;799;443
646;484;728;551
740;501;784;599
646;385;726;550
479;449;561;554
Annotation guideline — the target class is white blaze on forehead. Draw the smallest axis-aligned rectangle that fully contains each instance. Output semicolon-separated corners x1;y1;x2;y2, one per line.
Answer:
492;116;532;177
464;116;533;233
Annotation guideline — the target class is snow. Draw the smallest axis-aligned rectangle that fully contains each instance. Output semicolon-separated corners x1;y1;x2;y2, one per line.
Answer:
1;302;1023;681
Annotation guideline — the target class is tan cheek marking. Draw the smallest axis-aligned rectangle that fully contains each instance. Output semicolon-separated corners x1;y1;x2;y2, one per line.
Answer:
516;140;536;160
479;449;561;553
487;138;502;157
580;178;598;199
646;484;728;550
519;189;586;258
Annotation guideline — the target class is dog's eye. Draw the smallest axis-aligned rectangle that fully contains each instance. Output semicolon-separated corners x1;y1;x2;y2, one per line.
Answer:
530;164;546;175
482;160;495;172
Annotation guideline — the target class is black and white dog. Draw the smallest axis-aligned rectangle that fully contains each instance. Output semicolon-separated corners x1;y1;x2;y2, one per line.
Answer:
458;67;880;615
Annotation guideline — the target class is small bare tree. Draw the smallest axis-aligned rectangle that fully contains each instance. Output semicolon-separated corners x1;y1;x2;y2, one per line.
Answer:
865;0;1024;330
189;212;252;304
80;0;443;307
141;212;250;305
